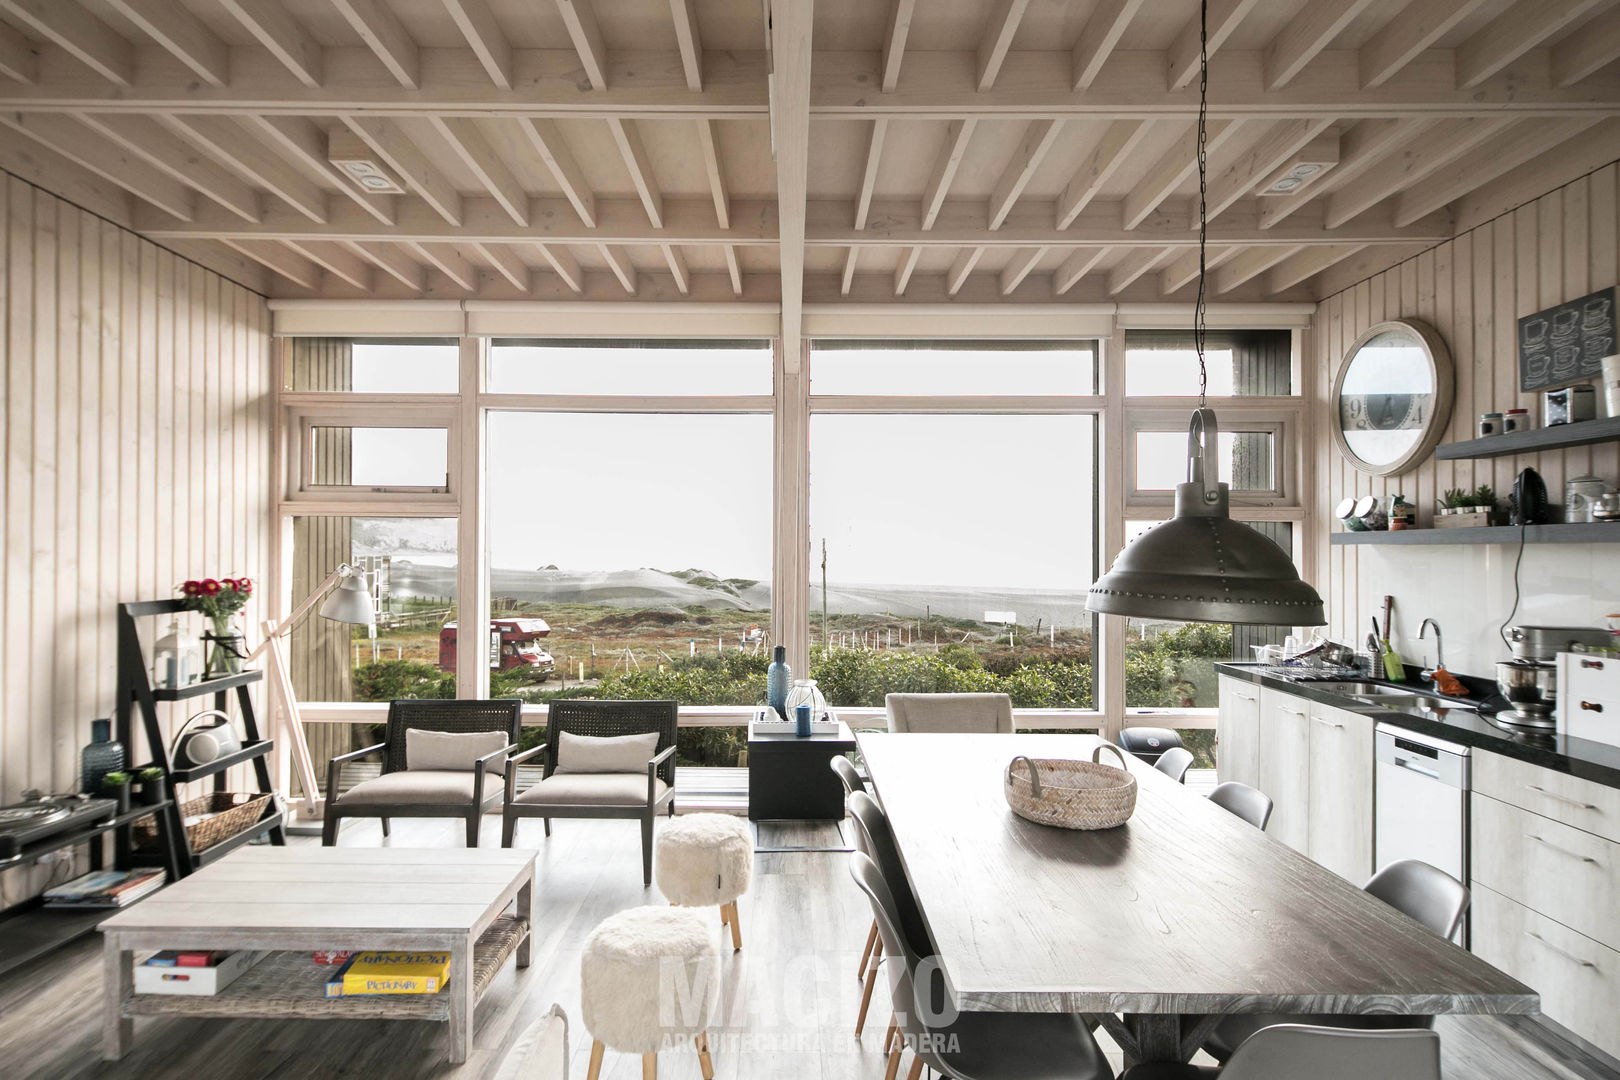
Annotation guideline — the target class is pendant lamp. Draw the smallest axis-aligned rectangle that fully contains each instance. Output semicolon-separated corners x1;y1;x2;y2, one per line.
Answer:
1086;0;1325;628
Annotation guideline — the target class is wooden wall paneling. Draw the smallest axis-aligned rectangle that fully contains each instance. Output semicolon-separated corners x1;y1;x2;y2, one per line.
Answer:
5;180;31;803
1594;165;1620;486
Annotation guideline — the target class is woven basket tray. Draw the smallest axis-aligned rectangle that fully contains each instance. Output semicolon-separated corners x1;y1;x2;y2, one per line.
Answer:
1004;744;1137;830
133;792;272;854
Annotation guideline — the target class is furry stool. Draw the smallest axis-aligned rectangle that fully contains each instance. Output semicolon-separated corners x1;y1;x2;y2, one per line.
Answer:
581;906;718;1080
654;813;753;950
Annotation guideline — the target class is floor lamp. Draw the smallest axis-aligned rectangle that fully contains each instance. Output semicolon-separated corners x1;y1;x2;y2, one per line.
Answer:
247;563;374;828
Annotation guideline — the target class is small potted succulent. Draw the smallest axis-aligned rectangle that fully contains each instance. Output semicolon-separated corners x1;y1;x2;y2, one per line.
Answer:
102;771;132;814
1440;488;1469;516
136;766;166;806
1472;484;1499;521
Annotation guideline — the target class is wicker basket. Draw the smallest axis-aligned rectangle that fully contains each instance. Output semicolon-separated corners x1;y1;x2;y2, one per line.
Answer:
1004;744;1137;830
133;792;272;855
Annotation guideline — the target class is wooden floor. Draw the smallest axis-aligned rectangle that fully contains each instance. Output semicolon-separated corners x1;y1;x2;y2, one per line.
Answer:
0;815;1615;1080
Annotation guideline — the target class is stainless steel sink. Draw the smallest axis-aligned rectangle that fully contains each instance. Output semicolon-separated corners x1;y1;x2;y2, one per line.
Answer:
1376;696;1476;713
1308;681;1417;696
1307;681;1478;712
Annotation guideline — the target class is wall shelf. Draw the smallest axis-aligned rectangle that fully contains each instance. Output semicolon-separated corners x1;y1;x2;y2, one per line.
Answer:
1435;416;1620;460
1331;523;1620;545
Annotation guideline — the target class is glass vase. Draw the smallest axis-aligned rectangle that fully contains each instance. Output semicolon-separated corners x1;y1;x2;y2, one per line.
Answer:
204;616;246;678
783;679;826;720
80;717;126;796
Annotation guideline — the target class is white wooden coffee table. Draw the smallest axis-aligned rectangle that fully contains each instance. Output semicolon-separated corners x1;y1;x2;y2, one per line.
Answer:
99;846;535;1064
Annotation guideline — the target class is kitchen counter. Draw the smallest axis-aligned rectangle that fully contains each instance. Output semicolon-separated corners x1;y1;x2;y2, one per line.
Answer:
1215;662;1620;790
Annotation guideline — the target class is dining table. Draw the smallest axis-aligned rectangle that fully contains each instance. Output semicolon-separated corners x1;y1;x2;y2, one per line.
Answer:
856;731;1538;1066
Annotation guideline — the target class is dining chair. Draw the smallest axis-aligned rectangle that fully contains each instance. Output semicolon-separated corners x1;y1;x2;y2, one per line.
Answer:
844;792;935;962
829;756;883;1039
1117;726;1183;768
1207;781;1273;830
849;851;1113;1080
885;693;1014;733
1202;860;1470;1062
1153;746;1196;784
1120;1025;1441;1080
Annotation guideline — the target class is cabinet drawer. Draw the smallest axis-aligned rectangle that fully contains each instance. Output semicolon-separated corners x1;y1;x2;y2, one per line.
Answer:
1471;793;1620;952
1474;750;1620;843
1471;883;1620;1061
1560;653;1620;746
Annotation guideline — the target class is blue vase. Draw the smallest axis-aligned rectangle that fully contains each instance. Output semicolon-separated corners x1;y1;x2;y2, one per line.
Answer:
767;646;791;718
81;718;126;796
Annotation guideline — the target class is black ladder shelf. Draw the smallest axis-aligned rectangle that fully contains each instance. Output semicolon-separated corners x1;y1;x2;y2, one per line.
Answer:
116;600;286;875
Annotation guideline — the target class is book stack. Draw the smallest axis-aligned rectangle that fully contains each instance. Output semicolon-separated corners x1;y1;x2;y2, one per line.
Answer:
325;952;451;997
136;950;263;996
43;869;165;909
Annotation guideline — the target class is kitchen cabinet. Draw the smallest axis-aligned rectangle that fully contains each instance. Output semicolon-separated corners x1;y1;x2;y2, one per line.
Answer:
1258;688;1311;853
1216;676;1260;790
1306;701;1375;882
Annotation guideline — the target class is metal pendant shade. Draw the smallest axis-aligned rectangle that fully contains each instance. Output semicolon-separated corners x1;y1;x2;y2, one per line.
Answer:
318;566;375;626
1087;410;1325;627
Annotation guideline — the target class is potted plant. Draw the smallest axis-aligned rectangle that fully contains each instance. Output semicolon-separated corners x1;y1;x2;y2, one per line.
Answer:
1440;488;1468;516
1472;484;1499;522
102;771;132;814
136;766;166;806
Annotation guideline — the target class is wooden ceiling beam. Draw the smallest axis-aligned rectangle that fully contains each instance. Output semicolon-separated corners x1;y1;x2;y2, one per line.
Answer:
1168;0;1262;89
607;117;663;228
533;242;583;293
442;0;511;89
1264;0;1379;90
723;244;742;295
1212;244;1304;293
473;241;529;290
1323;116;1511;226
854;119;888;230
105;0;229;87
287;239;373;290
1054;246;1109;294
0;110;193;217
0;0;132;86
346;240;425;290
1122;120;1239;229
1359;0;1492;89
1262;243;1367;293
1072;0;1147;90
1207;118;1335;221
429;116;526;226
0;21;35;82
1392;116;1602;224
331;0;419;89
696;119;729;228
554;0;608;90
881;0;917;92
218;0;322;88
1552;9;1620;85
840;247;860;296
1106;246;1171;295
1158;244;1241;293
1259;118;1430;228
893;247;921;295
342;115;462;225
660;243;690;294
75;112;259;222
245;114;396;225
946;246;986;295
222;238;320;288
1056;119;1152;229
999;247;1046;295
977;0;1031;91
989;119;1063;229
1457;0;1618;88
163;113;327;222
772;0;811;366
404;240;476;290
669;0;702;91
921;119;978;230
516;118;595;228
595;243;637;294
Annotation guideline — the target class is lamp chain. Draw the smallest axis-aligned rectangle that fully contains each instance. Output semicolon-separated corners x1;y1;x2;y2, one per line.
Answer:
1194;0;1209;409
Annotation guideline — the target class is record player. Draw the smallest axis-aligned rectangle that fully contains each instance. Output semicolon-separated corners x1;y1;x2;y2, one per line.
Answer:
0;796;117;860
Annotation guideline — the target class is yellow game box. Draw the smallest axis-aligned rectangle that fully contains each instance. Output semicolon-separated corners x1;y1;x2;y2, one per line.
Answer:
324;952;451;996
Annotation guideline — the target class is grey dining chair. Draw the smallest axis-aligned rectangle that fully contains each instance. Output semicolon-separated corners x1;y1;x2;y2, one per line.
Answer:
849;851;1113;1080
1153;746;1196;784
1208;781;1273;830
1120;1025;1441;1080
829;756;883;1039
1203;860;1470;1062
885;692;1014;733
845;792;934;962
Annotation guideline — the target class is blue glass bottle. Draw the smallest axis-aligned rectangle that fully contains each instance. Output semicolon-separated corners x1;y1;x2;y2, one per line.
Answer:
81;718;126;796
767;645;791;718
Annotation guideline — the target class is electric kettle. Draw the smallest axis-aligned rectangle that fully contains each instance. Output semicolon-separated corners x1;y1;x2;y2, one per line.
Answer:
1512;467;1550;525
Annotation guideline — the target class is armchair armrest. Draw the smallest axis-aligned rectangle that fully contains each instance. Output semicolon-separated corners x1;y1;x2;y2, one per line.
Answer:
647;743;678;803
505;743;549;801
327;742;385;806
471;742;519;808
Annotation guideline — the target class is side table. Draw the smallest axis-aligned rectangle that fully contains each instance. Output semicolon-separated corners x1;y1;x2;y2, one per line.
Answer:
746;720;857;822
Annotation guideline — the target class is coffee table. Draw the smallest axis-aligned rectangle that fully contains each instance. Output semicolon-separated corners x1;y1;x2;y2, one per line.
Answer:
99;846;535;1064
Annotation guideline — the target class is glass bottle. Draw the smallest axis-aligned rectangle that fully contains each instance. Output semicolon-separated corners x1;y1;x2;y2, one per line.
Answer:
80;718;126;796
766;645;791;718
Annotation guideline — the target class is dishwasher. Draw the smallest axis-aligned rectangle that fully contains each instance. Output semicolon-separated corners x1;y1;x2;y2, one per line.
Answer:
1374;724;1471;945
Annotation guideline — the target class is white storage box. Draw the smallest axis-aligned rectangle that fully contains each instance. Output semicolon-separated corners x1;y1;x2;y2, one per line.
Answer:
135;950;264;996
1558;652;1620;747
749;709;840;736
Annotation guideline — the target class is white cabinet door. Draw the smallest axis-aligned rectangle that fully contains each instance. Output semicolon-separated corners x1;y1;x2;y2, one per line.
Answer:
1259;688;1311;852
1216;676;1261;789
1306;700;1375;882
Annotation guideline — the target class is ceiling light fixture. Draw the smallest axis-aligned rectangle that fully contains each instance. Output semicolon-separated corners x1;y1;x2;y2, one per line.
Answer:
1086;0;1326;628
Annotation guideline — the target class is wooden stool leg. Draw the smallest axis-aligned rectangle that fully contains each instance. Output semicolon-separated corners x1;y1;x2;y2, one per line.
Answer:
905;1056;924;1080
642;1051;657;1079
725;901;742;950
857;919;878;980
695;1031;715;1079
586;1040;605;1080
854;955;880;1037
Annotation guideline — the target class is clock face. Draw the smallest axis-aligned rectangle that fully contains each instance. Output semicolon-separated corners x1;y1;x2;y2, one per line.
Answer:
1337;327;1436;469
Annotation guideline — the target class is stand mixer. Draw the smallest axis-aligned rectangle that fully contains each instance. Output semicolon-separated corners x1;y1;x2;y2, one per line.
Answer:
1495;625;1615;730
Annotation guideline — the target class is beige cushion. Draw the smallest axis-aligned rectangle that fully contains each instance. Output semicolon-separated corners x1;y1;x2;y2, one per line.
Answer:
406;727;507;776
554;731;659;775
493;1003;568;1080
514;773;668;807
885;692;1014;734
338;770;494;806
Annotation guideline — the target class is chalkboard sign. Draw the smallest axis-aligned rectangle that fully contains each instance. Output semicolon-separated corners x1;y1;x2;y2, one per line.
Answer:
1518;285;1616;392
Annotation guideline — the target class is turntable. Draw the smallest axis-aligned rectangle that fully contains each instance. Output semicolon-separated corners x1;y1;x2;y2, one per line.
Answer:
0;797;118;860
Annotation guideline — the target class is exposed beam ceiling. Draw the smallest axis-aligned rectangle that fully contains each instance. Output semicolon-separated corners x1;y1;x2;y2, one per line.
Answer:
330;0;419;89
771;0;812;366
104;0;229;88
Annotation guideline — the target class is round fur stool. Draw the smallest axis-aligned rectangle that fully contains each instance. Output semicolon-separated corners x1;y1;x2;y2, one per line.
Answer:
654;813;753;950
581;906;718;1080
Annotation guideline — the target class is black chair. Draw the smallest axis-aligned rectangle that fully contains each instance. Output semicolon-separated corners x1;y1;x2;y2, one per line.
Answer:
322;698;522;847
830;757;883;1038
1153;746;1196;784
502;699;678;885
1117;726;1184;768
1208;781;1273;830
1121;1024;1441;1080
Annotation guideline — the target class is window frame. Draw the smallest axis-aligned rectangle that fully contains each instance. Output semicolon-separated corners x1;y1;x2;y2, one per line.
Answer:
1123;408;1296;509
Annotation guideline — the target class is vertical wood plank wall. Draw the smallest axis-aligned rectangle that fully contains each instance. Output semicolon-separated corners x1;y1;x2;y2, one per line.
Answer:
1313;163;1620;651
0;174;273;809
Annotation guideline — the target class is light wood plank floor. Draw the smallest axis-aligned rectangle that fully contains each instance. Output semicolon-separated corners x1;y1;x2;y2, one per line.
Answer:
0;815;1615;1080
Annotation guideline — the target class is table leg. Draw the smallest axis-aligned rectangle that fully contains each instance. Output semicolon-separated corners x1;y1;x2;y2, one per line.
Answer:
101;934;132;1061
448;934;475;1064
516;869;534;968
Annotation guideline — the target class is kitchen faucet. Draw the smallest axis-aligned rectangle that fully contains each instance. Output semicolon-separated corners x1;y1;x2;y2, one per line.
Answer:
1419;618;1443;684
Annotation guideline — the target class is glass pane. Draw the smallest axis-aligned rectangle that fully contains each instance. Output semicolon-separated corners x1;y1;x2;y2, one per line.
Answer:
1124;330;1293;396
284;339;458;393
811;341;1097;395
485;412;772;724
308;426;449;489
488;340;773;395
1337;328;1435;468
1134;430;1275;491
808;413;1097;708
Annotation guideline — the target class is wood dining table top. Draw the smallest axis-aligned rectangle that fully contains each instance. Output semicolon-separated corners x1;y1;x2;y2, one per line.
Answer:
857;732;1539;1017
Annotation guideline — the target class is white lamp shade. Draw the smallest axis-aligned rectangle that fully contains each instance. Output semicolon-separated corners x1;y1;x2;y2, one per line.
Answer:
319;571;375;626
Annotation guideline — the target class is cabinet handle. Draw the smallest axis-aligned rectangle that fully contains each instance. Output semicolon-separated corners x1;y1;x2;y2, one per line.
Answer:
1524;930;1600;970
1525;784;1600;811
1580;659;1606;670
1312;716;1345;729
1525;833;1601;865
1581;701;1604;713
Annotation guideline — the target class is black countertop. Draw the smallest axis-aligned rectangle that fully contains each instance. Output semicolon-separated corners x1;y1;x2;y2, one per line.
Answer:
1215;662;1620;791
